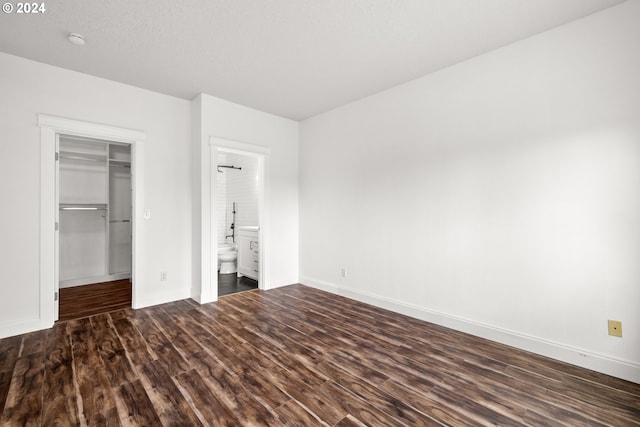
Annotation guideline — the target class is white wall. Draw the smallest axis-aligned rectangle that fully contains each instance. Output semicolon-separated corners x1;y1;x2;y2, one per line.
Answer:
191;94;298;302
0;52;192;337
299;1;640;382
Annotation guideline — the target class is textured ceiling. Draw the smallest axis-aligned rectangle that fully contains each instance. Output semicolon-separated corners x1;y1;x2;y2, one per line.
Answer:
0;0;625;120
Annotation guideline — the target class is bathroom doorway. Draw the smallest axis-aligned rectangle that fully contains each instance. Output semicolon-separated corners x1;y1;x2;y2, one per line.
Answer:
214;145;265;297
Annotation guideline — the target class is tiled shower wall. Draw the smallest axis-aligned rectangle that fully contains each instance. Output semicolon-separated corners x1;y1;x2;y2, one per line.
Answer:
216;153;228;246
217;152;259;245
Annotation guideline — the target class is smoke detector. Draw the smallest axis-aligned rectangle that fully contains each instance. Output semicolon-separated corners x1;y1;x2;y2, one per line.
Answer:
68;33;86;46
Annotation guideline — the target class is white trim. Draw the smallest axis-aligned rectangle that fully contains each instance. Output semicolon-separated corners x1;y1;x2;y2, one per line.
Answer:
59;273;131;289
0;318;43;340
209;136;269;300
38;114;145;333
199;145;216;304
130;138;144;309
38;115;146;142
39;127;56;329
135;287;192;309
300;275;640;384
209;137;270;155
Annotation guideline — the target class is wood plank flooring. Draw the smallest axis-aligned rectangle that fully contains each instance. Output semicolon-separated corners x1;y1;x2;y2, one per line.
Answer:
1;284;638;426
59;279;132;321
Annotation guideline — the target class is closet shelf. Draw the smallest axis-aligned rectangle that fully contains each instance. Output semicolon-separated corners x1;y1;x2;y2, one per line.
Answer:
59;203;108;211
109;159;131;168
59;151;107;162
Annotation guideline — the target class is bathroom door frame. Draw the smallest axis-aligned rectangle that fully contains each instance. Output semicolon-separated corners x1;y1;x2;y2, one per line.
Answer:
209;136;269;300
39;114;145;327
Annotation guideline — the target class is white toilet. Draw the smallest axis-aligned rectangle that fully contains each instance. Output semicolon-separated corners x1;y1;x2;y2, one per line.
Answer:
218;243;238;274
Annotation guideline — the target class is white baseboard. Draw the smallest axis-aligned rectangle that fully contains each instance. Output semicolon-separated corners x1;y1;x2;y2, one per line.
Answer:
60;272;131;289
191;292;217;304
300;276;640;384
0;318;47;339
133;287;192;309
0;287;192;339
263;280;296;291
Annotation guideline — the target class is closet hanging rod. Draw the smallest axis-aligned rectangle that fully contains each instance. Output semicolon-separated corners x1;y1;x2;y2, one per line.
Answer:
60;203;108;211
217;165;242;173
59;152;107;162
60;207;108;211
109;164;131;168
109;219;131;223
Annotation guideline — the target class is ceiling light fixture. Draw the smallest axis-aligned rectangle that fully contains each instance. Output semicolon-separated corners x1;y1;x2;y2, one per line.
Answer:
68;33;86;46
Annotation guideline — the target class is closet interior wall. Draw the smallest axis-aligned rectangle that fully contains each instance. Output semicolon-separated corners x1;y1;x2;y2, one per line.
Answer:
58;136;131;288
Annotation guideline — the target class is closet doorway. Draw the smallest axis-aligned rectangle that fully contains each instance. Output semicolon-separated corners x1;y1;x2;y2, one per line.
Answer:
56;135;132;320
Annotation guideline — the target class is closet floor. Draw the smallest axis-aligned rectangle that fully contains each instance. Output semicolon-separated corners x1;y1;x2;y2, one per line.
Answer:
218;274;258;297
58;279;132;321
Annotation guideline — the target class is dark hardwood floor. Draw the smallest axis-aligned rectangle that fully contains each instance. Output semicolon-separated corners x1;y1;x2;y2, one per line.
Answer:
59;279;132;321
218;273;258;297
1;284;638;426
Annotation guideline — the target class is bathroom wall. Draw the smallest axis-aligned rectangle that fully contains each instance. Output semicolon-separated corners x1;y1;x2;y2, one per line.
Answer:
216;152;260;245
299;1;640;382
224;152;259;230
216;152;228;246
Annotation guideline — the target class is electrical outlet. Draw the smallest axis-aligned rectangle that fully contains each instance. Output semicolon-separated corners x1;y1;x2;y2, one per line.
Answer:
608;320;622;337
341;268;347;278
160;271;167;281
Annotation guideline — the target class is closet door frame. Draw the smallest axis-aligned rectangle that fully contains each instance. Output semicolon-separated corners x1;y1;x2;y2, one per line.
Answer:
38;115;145;327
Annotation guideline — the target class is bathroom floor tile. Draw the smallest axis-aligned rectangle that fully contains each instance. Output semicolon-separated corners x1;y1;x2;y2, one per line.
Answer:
218;274;258;297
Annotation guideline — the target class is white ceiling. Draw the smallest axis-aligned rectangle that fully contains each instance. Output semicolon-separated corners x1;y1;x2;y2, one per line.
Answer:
0;0;625;120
